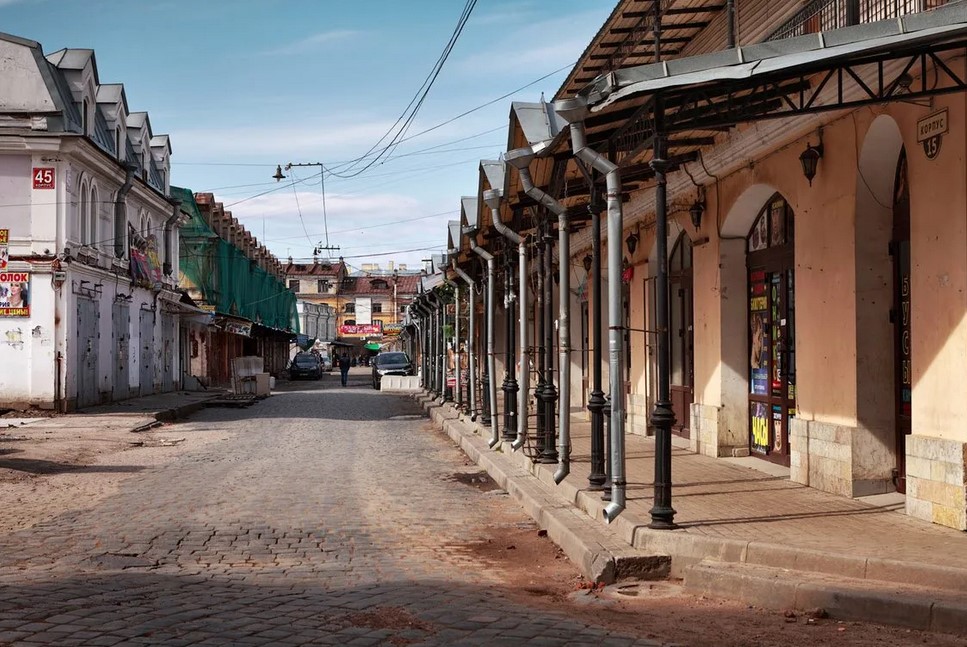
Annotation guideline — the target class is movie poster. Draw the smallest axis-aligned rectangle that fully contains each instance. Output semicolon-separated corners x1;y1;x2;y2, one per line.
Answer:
0;271;30;317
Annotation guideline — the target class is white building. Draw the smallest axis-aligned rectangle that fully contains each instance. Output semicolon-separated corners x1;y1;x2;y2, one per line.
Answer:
0;33;187;410
297;300;336;347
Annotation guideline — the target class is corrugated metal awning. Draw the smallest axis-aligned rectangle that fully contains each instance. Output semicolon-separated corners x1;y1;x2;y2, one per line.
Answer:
583;2;967;111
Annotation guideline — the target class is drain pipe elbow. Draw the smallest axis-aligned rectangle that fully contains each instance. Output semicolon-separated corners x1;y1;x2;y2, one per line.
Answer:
556;96;626;519
470;241;500;449
511;160;572;485
485;189;529;452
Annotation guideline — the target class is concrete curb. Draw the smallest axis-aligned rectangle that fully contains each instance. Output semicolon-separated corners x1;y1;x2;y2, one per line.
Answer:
412;391;967;630
151;395;222;425
416;395;668;584
683;560;967;634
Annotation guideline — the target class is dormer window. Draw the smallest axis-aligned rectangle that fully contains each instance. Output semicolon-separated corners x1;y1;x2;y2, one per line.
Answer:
82;99;89;135
371;279;389;289
116;127;122;159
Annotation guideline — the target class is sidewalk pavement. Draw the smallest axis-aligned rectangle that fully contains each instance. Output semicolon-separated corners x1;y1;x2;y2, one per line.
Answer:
416;392;967;635
2;390;223;436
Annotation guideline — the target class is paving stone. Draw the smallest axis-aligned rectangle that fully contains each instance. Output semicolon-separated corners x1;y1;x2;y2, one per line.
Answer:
0;383;660;646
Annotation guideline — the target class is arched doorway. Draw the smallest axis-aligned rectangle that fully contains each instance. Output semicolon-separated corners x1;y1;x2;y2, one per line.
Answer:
892;148;911;492
669;233;693;438
747;194;796;465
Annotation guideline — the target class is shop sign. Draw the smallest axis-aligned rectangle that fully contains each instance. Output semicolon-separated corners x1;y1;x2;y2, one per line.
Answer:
0;271;30;317
223;320;252;337
917;109;947;160
383;322;403;335
339;323;382;336
0;229;7;270
32;167;55;189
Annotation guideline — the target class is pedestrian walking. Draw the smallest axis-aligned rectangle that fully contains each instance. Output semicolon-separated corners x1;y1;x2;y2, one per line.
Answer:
338;352;352;387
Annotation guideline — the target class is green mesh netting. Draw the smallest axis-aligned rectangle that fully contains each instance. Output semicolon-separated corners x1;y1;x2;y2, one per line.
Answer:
174;186;299;333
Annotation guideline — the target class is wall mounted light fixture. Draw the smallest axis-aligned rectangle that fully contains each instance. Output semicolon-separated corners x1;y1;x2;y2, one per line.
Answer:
799;138;824;187
625;230;639;256
689;201;705;230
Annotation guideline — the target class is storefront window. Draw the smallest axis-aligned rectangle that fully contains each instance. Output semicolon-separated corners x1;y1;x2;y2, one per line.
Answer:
747;195;795;464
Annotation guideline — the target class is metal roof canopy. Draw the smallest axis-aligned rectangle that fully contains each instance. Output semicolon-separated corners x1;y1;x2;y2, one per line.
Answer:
577;2;967;166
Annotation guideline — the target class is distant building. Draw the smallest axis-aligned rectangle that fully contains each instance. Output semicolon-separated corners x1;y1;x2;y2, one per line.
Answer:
283;258;422;354
179;192;297;387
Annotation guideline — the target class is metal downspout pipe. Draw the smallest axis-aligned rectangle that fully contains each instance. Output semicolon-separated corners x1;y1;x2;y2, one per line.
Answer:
555;97;627;522
484;189;529;452
113;163;137;258
469;239;499;447
452;263;477;418
506;149;572;484
162;201;182;277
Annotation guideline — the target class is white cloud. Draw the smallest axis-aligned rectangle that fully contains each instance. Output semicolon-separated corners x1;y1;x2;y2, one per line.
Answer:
225;189;449;267
262;30;362;56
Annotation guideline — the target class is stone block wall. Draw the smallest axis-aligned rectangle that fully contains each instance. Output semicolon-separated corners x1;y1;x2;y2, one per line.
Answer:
906;435;967;530
691;403;748;458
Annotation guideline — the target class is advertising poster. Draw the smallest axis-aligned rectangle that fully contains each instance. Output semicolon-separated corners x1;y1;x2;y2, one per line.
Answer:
0;271;30;317
750;272;769;396
750;401;769;455
0;229;8;270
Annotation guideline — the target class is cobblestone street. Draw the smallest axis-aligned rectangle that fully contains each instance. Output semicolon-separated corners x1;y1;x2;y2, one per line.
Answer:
0;372;662;647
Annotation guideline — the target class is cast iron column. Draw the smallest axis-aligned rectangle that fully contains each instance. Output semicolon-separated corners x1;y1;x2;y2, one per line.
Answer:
502;244;519;441
538;221;558;463
480;267;492;426
587;200;607;490
443;288;452;403
648;124;677;529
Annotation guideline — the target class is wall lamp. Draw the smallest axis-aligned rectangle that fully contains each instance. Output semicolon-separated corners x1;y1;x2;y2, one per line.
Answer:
582;254;592;272
689;186;707;230
799;138;824;187
625;230;640;256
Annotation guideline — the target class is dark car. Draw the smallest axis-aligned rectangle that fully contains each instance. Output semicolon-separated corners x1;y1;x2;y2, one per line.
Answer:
372;351;413;389
289;352;322;380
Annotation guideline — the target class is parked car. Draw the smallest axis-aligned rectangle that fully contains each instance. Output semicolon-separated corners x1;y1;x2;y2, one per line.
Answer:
371;351;413;389
289;352;323;380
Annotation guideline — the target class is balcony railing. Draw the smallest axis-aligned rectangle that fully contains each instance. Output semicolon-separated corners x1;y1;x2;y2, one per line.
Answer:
768;0;949;41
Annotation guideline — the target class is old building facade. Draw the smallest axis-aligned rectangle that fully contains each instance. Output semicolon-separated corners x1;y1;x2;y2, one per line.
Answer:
0;34;186;410
423;0;967;531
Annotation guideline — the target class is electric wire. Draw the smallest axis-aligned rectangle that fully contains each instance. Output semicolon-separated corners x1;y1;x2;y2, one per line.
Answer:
330;0;478;179
287;168;314;246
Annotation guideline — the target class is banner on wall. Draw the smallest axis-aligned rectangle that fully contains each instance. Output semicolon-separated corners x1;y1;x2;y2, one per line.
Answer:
0;271;30;317
339;323;381;336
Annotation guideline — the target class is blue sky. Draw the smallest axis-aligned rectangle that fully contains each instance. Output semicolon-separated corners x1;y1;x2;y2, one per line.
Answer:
1;0;613;271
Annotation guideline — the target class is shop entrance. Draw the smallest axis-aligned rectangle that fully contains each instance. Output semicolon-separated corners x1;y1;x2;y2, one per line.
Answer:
747;195;796;466
669;233;693;438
